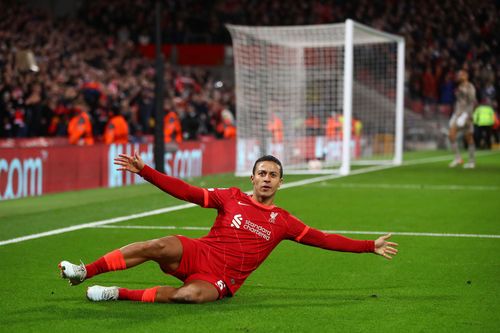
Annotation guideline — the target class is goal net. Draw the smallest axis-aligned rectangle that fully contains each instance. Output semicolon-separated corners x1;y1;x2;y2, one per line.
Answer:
227;19;405;175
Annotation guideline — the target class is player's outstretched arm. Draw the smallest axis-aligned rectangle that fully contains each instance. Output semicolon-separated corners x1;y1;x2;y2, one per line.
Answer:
114;151;145;173
373;233;398;260
298;228;398;259
114;151;205;206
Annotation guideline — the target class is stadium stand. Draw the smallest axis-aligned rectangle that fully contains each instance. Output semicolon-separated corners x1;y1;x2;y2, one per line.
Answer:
0;0;498;141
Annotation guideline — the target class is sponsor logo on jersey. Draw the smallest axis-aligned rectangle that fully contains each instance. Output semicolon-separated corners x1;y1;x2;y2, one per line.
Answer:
269;212;278;223
231;214;272;240
244;220;271;241
231;214;243;229
237;201;250;206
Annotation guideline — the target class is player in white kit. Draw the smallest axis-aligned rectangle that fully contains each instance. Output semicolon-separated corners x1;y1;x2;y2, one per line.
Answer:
448;70;477;168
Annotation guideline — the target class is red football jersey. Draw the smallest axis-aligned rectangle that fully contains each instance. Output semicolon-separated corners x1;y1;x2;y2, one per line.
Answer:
198;187;307;295
138;165;375;296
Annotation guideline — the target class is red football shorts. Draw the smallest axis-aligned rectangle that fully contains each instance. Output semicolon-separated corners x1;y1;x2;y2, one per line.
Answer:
168;235;229;299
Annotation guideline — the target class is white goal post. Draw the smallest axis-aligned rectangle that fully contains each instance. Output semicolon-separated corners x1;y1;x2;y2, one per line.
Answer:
227;19;405;176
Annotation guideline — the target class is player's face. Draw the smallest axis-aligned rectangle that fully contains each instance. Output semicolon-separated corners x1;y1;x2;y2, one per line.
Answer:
251;161;283;199
457;70;468;83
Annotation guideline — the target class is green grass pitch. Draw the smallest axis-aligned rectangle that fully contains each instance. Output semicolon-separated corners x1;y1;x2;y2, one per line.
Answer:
0;150;499;332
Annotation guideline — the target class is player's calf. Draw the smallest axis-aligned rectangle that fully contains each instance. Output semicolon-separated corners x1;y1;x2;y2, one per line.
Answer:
169;288;204;304
166;281;220;304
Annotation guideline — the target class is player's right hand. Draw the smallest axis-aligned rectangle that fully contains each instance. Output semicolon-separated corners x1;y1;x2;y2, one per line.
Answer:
114;151;145;173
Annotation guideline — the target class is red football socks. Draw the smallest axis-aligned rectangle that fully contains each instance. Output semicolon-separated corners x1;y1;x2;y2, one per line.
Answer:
85;249;127;279
118;287;159;302
84;249;158;303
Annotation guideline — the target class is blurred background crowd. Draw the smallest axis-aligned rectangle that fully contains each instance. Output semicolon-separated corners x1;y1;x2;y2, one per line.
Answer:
0;0;498;143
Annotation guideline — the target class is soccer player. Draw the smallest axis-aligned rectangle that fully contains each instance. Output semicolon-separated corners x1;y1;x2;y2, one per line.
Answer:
448;69;477;168
59;153;398;304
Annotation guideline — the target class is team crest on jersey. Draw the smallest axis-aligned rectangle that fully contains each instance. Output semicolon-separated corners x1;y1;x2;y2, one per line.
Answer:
269;212;278;223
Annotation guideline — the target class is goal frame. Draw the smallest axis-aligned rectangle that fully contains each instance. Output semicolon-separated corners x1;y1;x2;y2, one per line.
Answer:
227;19;405;176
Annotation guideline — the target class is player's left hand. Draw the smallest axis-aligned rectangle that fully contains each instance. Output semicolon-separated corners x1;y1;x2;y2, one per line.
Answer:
374;233;398;260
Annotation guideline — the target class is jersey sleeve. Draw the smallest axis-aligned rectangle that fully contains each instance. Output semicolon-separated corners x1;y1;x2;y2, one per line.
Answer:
203;187;239;209
284;213;374;253
299;227;375;253
138;165;205;206
284;213;311;241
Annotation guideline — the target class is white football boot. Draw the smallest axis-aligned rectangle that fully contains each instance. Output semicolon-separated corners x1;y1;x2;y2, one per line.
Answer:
448;158;463;168
87;285;119;301
463;162;475;169
59;260;87;286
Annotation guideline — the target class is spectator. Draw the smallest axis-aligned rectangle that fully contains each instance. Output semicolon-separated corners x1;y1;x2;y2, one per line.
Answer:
473;98;495;149
421;65;438;115
104;107;129;144
181;103;200;140
216;108;236;139
267;112;283;143
164;102;182;144
68;102;94;145
439;70;455;115
325;112;343;140
0;1;498;140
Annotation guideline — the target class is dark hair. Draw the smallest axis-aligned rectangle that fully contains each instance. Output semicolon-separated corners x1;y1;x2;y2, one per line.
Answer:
252;155;283;178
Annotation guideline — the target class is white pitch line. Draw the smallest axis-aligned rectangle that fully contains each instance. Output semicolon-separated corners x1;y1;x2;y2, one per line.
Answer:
0;203;195;246
0;163;395;247
399;150;498;166
95;225;500;239
311;183;500;191
97;225;210;231
322;230;500;239
1;152;498;247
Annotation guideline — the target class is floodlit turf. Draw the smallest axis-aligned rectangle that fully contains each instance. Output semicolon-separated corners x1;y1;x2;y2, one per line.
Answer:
0;150;499;332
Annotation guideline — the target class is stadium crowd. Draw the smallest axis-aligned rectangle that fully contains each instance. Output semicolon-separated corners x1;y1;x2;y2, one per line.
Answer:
0;2;236;142
0;0;498;141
